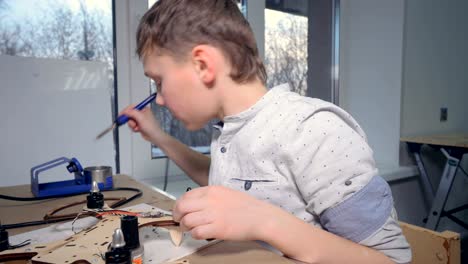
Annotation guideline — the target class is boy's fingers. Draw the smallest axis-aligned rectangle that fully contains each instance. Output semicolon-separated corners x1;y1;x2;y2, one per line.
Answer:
122;108;139;120
122;109;147;128
119;104;137;116
173;197;206;222
180;186;207;199
173;187;209;221
179;211;212;231
128;119;137;128
190;224;217;240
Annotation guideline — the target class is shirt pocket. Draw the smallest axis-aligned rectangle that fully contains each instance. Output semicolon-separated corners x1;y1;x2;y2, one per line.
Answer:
225;176;279;192
221;156;280;192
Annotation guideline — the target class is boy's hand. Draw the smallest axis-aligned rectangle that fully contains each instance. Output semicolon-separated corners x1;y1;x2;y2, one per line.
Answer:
173;186;276;241
120;105;164;143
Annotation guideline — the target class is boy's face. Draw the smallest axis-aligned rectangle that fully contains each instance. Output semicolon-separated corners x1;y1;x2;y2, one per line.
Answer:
143;51;219;131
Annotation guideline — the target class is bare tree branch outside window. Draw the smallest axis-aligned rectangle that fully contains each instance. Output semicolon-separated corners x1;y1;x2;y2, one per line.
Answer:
0;0;115;110
0;0;7;18
265;10;308;95
0;0;116;149
0;0;112;67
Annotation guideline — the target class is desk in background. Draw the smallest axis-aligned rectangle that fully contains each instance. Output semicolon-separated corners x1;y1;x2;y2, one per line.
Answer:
401;134;468;230
0;174;292;264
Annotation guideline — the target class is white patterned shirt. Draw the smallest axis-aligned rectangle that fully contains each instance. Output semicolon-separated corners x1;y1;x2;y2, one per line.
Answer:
209;84;411;263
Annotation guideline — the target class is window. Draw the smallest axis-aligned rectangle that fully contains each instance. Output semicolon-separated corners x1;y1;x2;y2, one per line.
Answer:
0;0;116;185
265;3;308;95
264;0;339;103
0;0;113;65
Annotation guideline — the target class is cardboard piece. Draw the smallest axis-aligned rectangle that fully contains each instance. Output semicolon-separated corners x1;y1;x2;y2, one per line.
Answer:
400;222;460;264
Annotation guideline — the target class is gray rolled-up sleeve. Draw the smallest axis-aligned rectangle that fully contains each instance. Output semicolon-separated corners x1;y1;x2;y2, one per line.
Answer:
320;176;412;263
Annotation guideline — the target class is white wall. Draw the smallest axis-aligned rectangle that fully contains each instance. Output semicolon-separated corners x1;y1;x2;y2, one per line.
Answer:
339;0;405;168
401;0;468;136
339;0;428;225
0;55;114;186
400;0;468;233
340;0;468;230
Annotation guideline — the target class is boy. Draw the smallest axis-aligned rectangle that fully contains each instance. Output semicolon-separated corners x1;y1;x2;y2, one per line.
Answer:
121;0;411;263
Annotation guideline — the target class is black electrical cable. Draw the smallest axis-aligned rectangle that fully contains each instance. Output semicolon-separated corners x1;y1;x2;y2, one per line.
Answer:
0;187;142;230
0;187;141;201
110;188;143;208
2;218;74;230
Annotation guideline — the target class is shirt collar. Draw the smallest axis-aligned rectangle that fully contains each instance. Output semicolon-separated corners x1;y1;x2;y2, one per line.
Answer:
213;83;291;133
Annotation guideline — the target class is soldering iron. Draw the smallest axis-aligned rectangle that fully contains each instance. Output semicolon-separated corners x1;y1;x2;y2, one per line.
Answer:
96;93;157;139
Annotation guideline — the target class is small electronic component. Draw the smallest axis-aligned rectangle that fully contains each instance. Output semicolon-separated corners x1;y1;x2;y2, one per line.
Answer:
105;228;131;264
121;215;144;264
87;181;105;209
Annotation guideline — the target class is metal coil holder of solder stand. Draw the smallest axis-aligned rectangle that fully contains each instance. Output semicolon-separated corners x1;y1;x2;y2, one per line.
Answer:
84;166;113;188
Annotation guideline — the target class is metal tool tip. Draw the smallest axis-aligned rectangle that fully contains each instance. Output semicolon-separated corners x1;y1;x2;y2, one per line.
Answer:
95;124;115;140
111;228;126;249
91;181;100;193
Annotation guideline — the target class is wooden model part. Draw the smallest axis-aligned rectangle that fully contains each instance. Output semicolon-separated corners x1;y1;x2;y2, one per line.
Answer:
0;214;184;264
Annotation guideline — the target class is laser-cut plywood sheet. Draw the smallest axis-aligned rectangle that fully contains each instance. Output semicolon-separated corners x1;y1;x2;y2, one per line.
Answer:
9;203;216;263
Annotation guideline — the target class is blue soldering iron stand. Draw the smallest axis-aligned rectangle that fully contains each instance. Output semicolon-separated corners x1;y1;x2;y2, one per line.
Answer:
30;157;113;197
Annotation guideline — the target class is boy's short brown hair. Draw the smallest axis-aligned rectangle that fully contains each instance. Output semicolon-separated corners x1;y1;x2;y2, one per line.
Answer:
136;0;267;84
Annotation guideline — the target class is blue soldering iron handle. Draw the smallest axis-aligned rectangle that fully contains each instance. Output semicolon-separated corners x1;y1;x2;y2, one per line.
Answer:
115;93;157;126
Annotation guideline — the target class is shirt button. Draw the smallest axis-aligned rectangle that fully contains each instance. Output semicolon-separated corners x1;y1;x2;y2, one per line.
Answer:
244;181;252;191
220;146;227;153
345;180;352;186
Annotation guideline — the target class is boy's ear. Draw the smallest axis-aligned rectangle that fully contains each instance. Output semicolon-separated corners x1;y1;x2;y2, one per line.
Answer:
191;45;216;85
